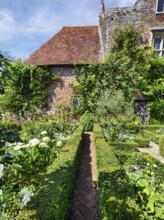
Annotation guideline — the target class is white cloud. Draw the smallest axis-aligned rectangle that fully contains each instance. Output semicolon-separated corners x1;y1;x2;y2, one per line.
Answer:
0;10;16;42
24;8;60;33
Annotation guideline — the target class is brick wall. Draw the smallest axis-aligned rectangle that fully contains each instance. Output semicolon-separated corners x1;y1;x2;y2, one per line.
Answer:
99;0;164;56
46;65;76;113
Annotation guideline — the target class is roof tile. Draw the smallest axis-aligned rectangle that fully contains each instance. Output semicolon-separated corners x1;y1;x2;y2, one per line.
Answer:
25;26;100;65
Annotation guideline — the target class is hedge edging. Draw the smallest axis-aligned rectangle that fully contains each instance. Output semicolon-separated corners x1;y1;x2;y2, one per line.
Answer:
159;134;164;157
93;124;144;220
16;125;84;220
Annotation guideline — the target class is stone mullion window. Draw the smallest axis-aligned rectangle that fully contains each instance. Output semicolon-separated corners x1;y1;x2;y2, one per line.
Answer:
153;37;164;56
157;0;164;13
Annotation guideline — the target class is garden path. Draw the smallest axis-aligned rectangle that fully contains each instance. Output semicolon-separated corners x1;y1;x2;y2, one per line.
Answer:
69;132;98;220
138;141;164;164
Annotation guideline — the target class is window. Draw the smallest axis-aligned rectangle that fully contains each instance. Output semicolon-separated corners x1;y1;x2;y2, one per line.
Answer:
72;96;80;108
153;37;164;57
157;0;164;13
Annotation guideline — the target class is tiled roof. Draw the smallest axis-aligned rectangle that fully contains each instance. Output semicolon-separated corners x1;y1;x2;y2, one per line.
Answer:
25;26;100;65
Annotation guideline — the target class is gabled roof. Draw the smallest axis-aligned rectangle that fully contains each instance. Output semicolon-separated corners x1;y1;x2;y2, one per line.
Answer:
25;26;100;66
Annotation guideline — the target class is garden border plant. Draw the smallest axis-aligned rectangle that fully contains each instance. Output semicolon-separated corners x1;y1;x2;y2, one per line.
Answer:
16;125;84;220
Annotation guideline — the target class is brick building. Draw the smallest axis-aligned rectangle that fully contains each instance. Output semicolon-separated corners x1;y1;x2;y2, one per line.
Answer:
25;26;100;113
26;0;164;112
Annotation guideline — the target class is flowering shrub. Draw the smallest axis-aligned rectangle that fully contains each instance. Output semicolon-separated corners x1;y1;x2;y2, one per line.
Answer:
0;126;71;219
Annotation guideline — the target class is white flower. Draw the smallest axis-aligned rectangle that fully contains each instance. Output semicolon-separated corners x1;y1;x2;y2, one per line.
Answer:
21;144;30;148
39;142;49;148
17;142;24;146
56;140;62;147
19;188;34;206
29;138;40;147
42;137;50;143
41;131;48;135
153;164;157;168
14;145;22;150
5;142;14;147
147;163;150;166
0;164;4;178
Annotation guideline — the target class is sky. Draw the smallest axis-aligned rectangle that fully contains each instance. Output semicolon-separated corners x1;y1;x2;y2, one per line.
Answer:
0;0;136;60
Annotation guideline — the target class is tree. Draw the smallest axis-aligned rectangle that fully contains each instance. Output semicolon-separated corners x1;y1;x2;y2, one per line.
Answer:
0;50;10;94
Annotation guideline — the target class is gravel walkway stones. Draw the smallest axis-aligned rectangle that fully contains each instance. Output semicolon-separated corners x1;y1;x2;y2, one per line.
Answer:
138;141;164;164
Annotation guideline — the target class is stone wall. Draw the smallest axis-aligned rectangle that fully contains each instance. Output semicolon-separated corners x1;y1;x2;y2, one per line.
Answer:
99;0;164;56
46;65;76;113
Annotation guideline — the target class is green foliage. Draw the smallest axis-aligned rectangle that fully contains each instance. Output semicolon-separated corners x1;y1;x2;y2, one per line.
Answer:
109;141;138;151
79;112;94;131
132;137;150;148
126;165;164;220
0;50;11;95
20;114;75;142
114;151;147;166
141;130;159;143
0;60;60;115
159;135;164;157
16;125;84;220
0;114;76;219
93;124;144;219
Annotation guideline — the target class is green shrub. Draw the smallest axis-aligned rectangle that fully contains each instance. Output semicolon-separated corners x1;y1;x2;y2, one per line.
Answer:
79;112;94;131
93;124;144;220
140;125;164;131
109;141;138;151
159;135;164;157
114;151;147;166
141;130;158;143
16;125;84;220
132;137;149;148
124;124;164;131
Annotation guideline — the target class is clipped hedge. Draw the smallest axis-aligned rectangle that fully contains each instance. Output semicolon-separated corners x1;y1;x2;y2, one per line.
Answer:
132;137;150;148
16;125;84;220
114;150;147;166
159;135;164;157
93;124;144;220
124;124;164;131
109;141;138;151
141;130;158;143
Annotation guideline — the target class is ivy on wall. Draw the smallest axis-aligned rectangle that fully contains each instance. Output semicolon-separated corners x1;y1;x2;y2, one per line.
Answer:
0;59;60;115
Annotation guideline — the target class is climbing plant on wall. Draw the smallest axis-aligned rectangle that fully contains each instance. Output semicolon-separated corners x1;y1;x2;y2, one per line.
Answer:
75;24;163;121
0;59;60;115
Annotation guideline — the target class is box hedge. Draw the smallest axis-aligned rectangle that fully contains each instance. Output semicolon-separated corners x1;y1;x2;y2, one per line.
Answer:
159;134;164;157
93;124;144;220
16;125;84;220
141;130;159;143
109;141;138;151
132;137;150;148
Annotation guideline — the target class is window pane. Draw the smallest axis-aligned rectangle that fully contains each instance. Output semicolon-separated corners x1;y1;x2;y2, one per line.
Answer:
157;0;164;12
153;51;160;57
72;96;80;108
154;38;161;49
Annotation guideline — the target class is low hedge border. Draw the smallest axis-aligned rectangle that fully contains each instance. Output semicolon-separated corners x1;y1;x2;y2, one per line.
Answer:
159;134;164;157
16;125;84;220
93;124;144;220
132;137;150;148
141;130;159;143
124;124;164;131
109;141;138;151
